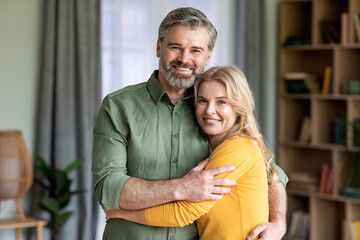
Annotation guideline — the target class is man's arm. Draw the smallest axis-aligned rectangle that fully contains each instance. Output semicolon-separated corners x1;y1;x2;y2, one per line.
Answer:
247;182;287;240
119;159;236;210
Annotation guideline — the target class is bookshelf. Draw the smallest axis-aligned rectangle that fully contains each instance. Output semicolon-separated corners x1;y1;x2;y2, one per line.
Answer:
278;0;360;239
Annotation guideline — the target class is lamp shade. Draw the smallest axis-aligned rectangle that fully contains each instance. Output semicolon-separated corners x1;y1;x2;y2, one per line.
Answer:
0;131;33;220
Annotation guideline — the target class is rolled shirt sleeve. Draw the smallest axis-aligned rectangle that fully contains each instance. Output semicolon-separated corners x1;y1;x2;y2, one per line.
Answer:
92;96;131;210
271;159;289;187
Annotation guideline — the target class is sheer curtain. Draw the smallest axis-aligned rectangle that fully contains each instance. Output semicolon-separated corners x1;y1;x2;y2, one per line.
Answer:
101;0;236;97
97;1;235;239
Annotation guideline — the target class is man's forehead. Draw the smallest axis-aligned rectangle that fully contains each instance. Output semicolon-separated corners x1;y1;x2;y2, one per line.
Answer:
161;25;210;48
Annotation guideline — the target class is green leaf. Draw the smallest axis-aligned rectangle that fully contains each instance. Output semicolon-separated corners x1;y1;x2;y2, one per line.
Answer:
47;211;74;233
34;177;50;190
65;158;84;174
58;190;85;209
47;169;71;196
55;170;71;193
39;197;60;214
34;154;50;175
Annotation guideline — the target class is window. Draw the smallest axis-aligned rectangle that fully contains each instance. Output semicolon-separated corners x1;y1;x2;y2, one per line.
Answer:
101;0;235;97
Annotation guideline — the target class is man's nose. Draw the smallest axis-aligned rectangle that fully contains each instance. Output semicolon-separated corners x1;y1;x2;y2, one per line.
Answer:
177;50;190;63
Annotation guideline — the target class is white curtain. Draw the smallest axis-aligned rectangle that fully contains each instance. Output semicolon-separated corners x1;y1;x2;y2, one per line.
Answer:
101;0;236;97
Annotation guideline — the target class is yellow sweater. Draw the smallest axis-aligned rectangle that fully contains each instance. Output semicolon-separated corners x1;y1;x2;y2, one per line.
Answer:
145;136;269;239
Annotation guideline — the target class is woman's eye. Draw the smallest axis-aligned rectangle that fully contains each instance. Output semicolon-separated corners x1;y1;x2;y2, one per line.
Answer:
218;100;226;104
198;99;206;103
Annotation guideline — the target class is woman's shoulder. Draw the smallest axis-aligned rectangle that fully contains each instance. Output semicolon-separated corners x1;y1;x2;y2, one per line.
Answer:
211;136;257;157
219;136;259;151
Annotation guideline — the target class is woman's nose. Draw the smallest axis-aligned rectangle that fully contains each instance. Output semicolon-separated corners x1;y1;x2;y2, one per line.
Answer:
206;103;216;114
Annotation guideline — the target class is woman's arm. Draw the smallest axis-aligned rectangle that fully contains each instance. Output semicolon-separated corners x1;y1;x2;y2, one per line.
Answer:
105;209;146;225
105;137;264;227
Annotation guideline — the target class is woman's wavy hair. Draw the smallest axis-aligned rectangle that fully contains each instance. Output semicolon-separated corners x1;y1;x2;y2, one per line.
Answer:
194;65;279;184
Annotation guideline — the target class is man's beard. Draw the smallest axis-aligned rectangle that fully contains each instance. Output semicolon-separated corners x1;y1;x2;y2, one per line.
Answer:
159;57;203;89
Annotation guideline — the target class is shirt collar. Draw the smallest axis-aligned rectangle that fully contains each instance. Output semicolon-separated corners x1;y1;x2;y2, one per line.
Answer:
147;70;194;104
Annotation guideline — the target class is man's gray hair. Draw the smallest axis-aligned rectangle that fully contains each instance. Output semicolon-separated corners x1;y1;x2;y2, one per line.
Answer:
158;7;218;50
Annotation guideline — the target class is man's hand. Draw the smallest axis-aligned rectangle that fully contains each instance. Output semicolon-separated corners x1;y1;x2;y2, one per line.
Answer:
119;158;236;210
247;221;285;240
247;182;287;240
175;158;236;202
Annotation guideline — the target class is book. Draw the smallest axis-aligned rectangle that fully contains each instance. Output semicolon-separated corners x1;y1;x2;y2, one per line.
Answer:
350;219;360;240
322;66;332;94
341;12;349;44
297;212;310;239
319;163;330;194
297;116;312;142
334;116;347;145
354;13;360;43
284;72;320;94
324;166;334;195
288;211;299;238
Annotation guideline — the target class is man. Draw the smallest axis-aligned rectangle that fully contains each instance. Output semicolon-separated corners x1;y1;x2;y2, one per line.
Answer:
92;7;288;240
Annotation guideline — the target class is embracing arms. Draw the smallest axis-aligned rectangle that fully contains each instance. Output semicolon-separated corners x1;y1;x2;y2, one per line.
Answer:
119;159;235;210
92;95;236;211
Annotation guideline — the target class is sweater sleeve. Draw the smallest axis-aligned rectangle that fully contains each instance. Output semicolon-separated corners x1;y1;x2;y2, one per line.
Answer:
145;137;264;227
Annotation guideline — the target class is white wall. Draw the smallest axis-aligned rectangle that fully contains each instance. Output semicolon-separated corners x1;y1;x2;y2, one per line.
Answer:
0;0;41;238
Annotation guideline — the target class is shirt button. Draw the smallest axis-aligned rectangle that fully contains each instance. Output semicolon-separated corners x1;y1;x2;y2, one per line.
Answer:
172;159;177;164
173;134;178;138
170;237;175;240
174;112;179;116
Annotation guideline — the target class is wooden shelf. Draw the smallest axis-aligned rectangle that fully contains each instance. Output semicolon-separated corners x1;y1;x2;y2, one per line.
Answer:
278;0;360;239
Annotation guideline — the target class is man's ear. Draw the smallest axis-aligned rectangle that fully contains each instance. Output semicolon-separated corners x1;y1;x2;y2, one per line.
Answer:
156;40;161;57
206;49;214;66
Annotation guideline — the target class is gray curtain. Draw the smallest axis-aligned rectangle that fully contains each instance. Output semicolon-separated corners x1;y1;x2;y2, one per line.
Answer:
30;0;101;240
236;0;275;146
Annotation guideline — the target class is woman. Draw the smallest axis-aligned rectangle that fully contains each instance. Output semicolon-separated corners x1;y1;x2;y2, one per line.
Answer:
105;65;278;239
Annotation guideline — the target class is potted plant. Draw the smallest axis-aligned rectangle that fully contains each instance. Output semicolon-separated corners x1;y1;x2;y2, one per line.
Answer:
34;155;84;240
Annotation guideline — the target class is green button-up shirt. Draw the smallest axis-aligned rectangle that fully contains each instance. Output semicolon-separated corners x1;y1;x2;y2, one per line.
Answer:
92;71;288;240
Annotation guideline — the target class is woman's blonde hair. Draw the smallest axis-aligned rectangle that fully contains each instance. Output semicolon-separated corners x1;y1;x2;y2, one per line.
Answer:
194;65;279;184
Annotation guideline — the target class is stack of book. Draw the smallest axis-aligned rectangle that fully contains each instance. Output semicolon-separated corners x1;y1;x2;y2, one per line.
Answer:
289;171;319;192
284;72;320;94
